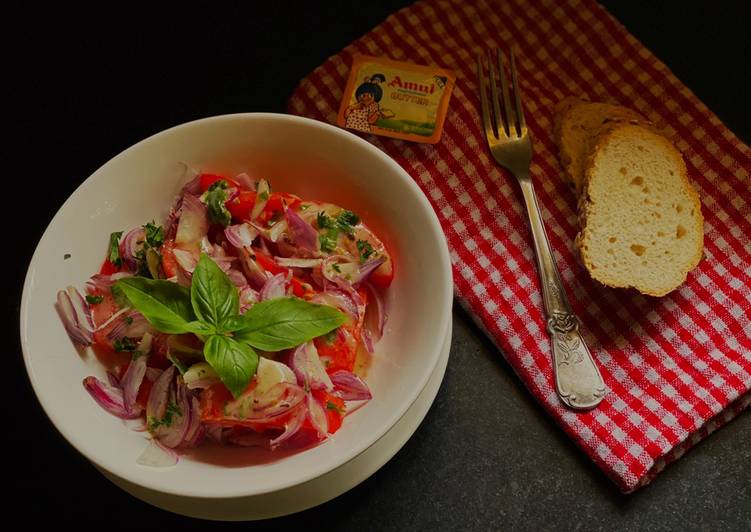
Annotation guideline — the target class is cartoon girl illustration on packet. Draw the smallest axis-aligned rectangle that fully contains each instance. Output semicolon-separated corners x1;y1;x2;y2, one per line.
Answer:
344;73;386;132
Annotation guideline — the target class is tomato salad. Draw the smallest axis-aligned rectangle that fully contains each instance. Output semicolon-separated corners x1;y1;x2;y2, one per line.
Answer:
56;169;392;464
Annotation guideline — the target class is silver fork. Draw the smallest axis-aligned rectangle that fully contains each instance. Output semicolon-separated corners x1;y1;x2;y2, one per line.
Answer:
476;49;606;410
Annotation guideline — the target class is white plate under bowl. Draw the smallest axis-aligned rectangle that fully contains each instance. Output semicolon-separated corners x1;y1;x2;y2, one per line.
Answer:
98;322;451;520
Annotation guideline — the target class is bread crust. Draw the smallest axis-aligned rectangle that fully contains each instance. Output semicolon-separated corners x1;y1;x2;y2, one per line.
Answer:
553;98;644;194
576;123;704;297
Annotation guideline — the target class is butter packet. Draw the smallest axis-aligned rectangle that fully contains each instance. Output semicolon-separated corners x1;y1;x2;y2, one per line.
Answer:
337;55;456;144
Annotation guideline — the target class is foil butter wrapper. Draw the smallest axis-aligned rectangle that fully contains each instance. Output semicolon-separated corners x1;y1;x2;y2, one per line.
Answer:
337;55;456;144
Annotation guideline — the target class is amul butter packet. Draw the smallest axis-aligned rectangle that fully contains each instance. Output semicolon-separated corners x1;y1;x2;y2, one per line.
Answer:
337;55;455;144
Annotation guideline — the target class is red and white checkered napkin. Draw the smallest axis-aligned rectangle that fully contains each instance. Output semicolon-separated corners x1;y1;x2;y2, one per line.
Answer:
287;0;751;492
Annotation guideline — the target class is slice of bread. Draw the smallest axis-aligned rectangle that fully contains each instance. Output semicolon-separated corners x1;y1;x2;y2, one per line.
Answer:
554;98;644;194
576;123;703;297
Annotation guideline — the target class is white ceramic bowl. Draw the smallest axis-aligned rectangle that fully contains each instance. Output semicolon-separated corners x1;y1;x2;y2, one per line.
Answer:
20;113;452;499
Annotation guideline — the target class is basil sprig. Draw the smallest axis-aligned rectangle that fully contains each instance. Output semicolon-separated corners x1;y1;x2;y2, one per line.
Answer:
115;253;346;397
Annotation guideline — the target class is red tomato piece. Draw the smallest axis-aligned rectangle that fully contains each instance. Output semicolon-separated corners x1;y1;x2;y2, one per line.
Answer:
227;190;257;222
160;238;178;278
314;324;359;374
99;258;120;275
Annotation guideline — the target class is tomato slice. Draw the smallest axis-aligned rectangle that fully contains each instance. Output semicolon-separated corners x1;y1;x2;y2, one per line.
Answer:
227;190;257;222
314;324;359;374
99;258;120;275
160;238;178;278
313;390;345;434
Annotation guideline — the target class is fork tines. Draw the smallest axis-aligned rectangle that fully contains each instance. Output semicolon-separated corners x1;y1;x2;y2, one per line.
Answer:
476;49;527;140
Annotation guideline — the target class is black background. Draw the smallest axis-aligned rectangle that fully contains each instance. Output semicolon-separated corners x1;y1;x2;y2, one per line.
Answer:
11;1;750;529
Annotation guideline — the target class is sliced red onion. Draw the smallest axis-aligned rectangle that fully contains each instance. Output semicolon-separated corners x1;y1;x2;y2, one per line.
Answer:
56;287;93;346
270;403;307;450
86;271;132;293
145;367;162;381
306;393;328;438
105;310;153;343
323;255;385;286
137;439;179;467
228;268;248;288
180;395;203;448
173;248;198;276
205;424;227;445
228;430;271;448
175;194;209;250
107;372;120;387
260;272;290;301
291;342;333;392
310;288;362;324
275;257;322;268
228;382;306;421
156;381;190;448
238;247;270;289
251;179;270;220
239;286;259;313
353;256;386;285
119;227;145;272
120;350;149;416
180;164;202;195
361;328;375;353
268;219;288;243
147;366;175;421
285;208;319;253
83;376;139;419
224;223;258;248
233;172;257;191
164;201;181;241
250;219;288;244
184;362;220;390
363;281;386;343
330;370;372;401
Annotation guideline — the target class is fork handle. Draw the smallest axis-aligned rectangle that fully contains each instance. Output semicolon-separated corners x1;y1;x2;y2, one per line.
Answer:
518;177;606;410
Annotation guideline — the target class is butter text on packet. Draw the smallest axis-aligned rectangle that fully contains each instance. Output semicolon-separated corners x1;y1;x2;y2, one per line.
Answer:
337;55;455;144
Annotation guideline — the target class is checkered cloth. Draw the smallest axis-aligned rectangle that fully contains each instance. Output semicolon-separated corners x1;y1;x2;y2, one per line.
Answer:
287;0;751;492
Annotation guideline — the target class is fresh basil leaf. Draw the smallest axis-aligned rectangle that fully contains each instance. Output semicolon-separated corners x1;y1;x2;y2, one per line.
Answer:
204;335;259;398
204;180;232;227
108;231;123;267
221;315;250;333
115;277;198;334
191;253;239;330
234;297;347;351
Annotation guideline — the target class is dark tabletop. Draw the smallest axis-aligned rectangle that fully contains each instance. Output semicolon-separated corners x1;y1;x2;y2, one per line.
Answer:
12;1;750;529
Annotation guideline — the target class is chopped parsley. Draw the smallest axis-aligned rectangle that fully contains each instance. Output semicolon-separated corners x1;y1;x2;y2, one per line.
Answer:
148;402;183;431
113;337;138;352
319;230;338;253
258;190;270;202
336;210;360;234
204;180;232;227
85;294;104;305
317;210;360;253
331;263;342;273
108;231;123;267
317;211;334;230
143;221;164;248
357;239;376;262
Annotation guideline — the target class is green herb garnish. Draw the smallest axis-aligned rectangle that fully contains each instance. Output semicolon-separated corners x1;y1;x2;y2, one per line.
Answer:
144;221;164;248
85;294;104;305
149;402;183;430
115;254;346;398
357;239;376;262
113;337;138;352
336;210;360;233
203;180;232;227
108;231;123;267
